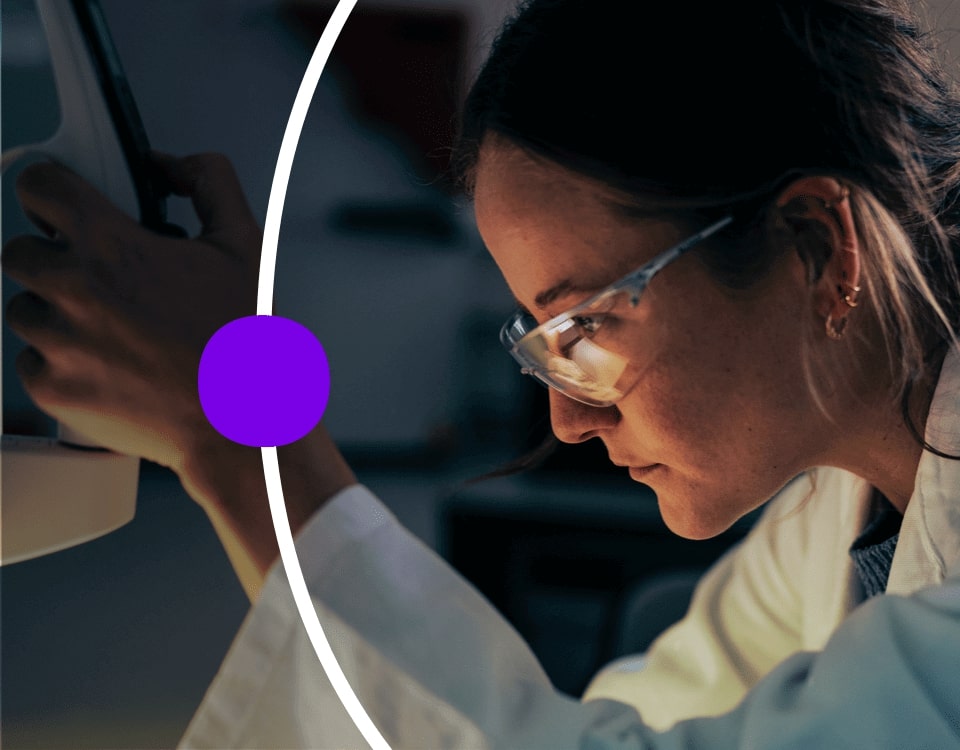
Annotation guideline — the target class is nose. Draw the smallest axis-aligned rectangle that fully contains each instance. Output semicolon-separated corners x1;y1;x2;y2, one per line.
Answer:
548;389;619;444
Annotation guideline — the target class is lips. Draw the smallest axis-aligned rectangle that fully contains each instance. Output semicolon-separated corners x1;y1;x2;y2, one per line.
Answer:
606;449;661;477
609;457;656;469
609;457;643;468
628;464;662;480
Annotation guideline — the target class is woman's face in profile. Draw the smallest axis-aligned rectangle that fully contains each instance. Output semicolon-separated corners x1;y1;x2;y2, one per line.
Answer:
473;138;834;539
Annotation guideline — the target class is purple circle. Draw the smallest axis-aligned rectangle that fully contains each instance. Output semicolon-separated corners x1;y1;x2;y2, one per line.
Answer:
198;315;330;447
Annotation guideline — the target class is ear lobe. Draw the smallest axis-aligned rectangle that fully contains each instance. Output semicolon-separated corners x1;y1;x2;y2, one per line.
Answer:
775;175;862;338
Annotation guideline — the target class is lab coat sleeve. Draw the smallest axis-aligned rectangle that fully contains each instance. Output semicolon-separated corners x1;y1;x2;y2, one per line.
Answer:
179;484;960;750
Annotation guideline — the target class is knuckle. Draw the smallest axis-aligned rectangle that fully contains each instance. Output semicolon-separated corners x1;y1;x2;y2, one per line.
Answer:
74;217;113;256
73;255;137;312
14;346;46;384
87;256;119;292
196;151;236;179
1;236;53;285
72;211;141;266
14;162;44;194
200;150;231;167
14;161;59;201
2;241;71;296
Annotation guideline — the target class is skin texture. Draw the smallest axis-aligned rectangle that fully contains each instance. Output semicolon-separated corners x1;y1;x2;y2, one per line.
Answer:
473;137;927;538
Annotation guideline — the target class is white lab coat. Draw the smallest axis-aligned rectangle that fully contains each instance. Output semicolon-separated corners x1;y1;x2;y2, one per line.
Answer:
178;348;960;749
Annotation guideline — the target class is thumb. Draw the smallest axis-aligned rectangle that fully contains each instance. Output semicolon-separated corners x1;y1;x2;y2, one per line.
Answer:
150;151;260;244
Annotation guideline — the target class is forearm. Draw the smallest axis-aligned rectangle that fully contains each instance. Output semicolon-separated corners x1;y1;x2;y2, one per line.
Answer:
179;421;357;602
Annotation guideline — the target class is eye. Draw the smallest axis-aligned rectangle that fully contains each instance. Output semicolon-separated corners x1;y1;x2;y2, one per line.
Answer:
572;314;606;335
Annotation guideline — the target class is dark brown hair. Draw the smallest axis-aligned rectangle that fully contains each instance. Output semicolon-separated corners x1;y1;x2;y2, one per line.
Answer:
453;0;960;474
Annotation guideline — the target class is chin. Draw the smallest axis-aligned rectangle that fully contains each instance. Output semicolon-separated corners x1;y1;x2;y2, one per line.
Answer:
654;489;743;540
638;466;763;539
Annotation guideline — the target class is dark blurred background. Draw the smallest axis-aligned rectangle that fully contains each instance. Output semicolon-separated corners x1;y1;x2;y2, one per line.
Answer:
3;1;959;747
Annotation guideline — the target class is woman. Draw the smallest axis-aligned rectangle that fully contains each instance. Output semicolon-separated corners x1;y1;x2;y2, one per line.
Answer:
4;0;960;746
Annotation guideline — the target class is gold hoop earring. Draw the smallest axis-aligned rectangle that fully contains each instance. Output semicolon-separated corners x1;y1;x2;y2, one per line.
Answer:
838;282;861;308
825;312;848;340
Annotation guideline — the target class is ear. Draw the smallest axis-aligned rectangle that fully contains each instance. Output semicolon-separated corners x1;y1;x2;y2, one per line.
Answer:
775;175;861;337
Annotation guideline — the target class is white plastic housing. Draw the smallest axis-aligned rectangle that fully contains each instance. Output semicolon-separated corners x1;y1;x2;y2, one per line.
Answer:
1;0;142;565
1;436;140;565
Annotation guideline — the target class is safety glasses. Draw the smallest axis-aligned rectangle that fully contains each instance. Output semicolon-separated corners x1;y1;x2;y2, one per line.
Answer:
500;215;734;406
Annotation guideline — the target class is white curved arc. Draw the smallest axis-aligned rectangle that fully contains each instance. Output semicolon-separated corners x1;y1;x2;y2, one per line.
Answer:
257;2;392;750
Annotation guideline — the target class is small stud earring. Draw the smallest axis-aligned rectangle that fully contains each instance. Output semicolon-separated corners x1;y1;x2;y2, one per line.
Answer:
822;184;850;212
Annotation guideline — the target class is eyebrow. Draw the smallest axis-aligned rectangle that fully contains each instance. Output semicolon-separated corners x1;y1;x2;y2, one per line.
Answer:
515;279;606;317
519;249;653;313
533;279;603;309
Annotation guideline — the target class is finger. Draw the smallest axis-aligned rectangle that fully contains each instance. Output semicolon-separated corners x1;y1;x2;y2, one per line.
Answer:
147;151;175;200
150;151;259;242
14;346;97;415
1;234;76;295
15;345;47;384
5;291;75;351
15;161;140;240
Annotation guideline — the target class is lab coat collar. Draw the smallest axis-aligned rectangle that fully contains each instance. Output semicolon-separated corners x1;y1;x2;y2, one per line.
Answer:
887;344;960;594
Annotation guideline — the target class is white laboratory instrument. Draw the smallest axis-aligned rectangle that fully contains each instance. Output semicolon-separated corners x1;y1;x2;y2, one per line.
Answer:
2;0;176;564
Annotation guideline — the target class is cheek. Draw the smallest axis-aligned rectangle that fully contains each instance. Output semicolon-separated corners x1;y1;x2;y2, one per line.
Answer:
611;273;818;537
620;294;810;475
620;338;813;538
624;376;784;538
625;357;747;462
625;301;754;435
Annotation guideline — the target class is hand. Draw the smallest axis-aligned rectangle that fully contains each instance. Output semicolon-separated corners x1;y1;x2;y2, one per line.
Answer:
2;153;261;477
4;153;357;599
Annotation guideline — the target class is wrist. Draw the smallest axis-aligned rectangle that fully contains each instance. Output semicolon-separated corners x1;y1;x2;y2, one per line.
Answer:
179;427;264;517
177;422;356;601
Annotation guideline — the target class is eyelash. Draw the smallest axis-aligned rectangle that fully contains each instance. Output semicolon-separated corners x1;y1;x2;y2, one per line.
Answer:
572;314;606;335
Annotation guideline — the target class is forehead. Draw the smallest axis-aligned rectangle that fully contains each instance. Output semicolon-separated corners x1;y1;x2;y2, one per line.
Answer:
473;138;683;310
473;138;629;252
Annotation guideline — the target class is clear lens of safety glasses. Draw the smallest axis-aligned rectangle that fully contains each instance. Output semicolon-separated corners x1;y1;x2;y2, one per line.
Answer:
500;292;638;407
